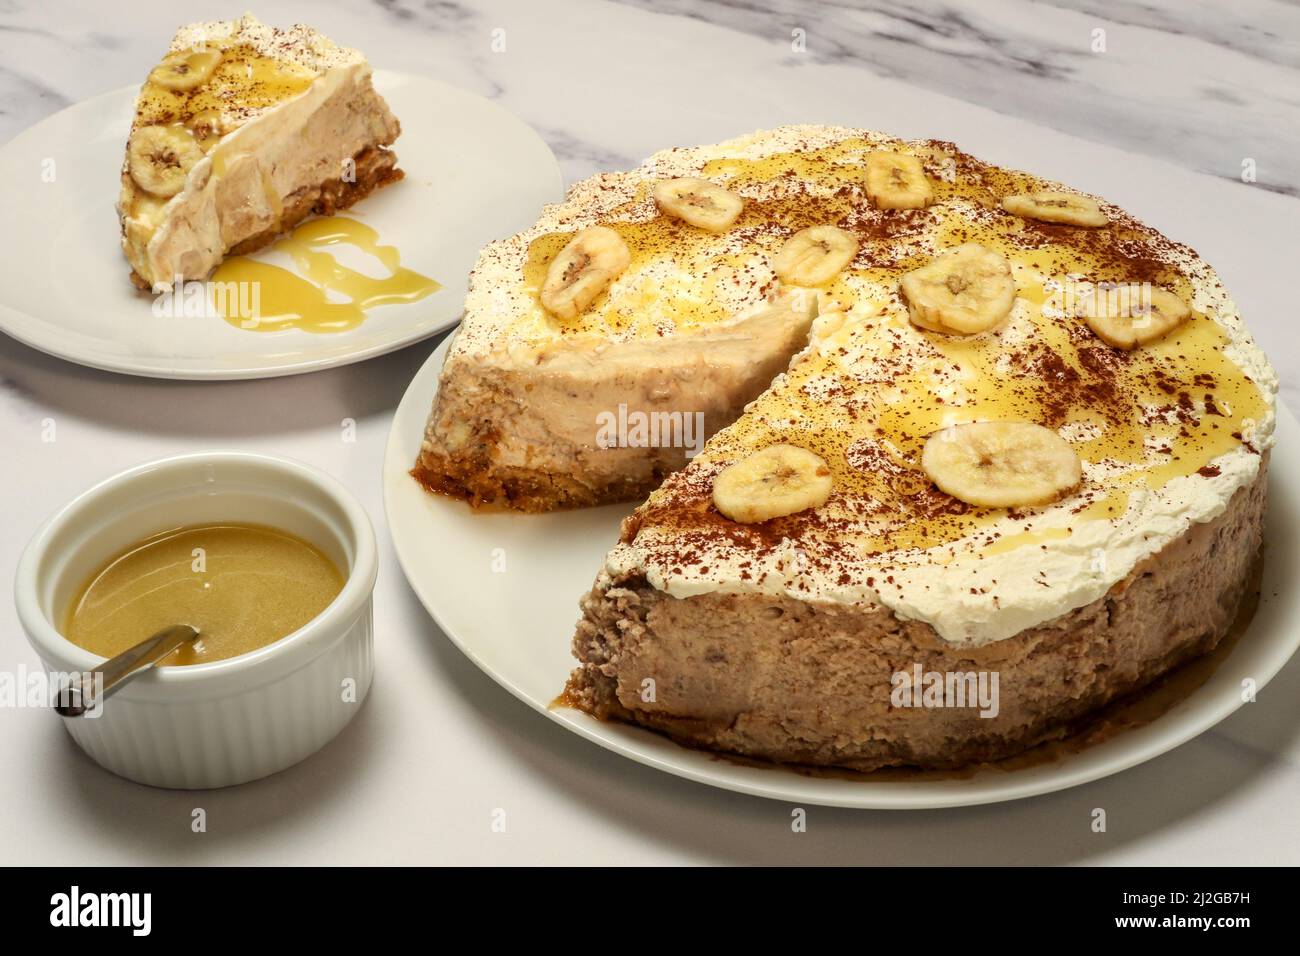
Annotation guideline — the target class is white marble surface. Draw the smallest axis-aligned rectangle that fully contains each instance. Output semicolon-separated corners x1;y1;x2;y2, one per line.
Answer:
1;0;1298;865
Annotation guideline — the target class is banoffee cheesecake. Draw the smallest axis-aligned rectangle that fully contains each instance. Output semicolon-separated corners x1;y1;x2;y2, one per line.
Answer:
548;126;1276;771
117;14;402;292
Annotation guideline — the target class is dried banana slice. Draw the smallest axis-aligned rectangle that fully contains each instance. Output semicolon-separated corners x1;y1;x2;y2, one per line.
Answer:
127;125;203;198
865;152;933;210
1002;191;1108;228
149;49;223;92
712;444;833;523
922;422;1082;508
773;225;859;286
652;177;744;232
539;226;631;319
1078;283;1189;350
900;243;1016;335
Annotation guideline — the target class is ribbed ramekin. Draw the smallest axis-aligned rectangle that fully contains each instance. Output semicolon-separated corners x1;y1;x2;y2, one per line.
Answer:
15;451;377;789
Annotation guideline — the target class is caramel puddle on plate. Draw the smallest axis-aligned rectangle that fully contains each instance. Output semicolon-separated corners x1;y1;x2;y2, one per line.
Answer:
211;216;440;333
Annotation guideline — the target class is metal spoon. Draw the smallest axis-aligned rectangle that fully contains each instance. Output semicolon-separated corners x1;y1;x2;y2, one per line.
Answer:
54;624;200;717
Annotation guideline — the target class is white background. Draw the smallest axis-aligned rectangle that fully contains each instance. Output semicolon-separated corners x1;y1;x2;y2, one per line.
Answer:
1;0;1297;864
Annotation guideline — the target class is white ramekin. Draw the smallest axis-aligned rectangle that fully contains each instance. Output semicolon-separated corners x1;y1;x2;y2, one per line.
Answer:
15;451;377;789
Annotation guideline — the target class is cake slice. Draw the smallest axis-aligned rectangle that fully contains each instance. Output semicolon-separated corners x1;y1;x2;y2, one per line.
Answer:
118;14;402;292
412;138;826;511
564;126;1276;772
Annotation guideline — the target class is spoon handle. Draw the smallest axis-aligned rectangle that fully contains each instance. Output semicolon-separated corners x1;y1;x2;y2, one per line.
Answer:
54;624;200;717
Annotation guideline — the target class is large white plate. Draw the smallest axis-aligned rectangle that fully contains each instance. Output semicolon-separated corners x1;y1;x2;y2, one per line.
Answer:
384;337;1299;808
0;72;562;380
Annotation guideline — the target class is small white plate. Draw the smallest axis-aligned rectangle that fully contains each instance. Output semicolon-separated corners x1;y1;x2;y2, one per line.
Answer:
384;337;1300;808
0;72;562;380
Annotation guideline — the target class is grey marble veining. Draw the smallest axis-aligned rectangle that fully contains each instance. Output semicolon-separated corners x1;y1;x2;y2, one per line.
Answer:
614;0;1300;196
3;0;1298;195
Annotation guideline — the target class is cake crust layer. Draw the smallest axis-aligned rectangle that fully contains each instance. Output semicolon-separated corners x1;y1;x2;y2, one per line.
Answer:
412;455;666;512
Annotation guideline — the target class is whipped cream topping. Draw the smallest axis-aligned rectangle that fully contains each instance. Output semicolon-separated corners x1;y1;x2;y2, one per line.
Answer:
552;125;1279;647
451;127;888;366
172;13;361;75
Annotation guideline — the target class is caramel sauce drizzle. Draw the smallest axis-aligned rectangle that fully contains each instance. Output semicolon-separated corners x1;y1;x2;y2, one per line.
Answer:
210;217;440;334
520;135;1267;560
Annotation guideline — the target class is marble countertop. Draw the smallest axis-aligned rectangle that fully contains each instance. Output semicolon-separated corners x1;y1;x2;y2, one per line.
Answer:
1;0;1297;865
